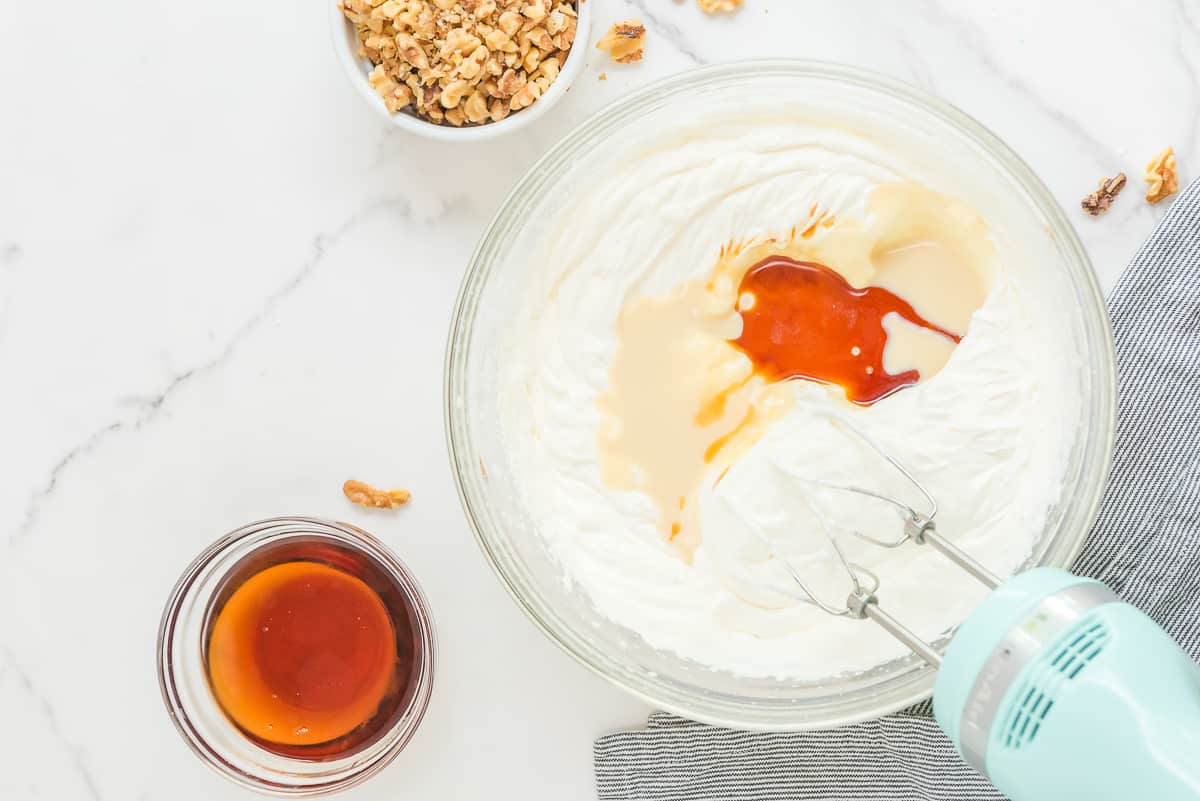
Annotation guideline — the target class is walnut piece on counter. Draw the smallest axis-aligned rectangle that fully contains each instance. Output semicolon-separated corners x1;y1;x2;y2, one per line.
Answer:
338;0;579;126
1144;146;1179;204
1081;172;1127;216
698;0;744;12
343;479;412;509
596;20;646;63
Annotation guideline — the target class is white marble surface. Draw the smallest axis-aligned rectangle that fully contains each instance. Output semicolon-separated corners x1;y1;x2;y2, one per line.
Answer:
1;0;1197;798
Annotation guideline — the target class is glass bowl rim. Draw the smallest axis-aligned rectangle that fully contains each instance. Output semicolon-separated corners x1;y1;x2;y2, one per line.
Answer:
444;59;1117;729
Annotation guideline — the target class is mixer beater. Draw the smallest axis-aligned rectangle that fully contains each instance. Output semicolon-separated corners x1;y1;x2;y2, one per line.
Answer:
750;407;1001;666
749;407;1200;801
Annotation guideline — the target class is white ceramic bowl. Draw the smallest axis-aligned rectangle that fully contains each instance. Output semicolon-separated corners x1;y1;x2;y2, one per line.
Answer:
328;1;591;141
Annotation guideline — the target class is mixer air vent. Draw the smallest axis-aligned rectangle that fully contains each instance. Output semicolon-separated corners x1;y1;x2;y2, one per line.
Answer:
1001;620;1110;751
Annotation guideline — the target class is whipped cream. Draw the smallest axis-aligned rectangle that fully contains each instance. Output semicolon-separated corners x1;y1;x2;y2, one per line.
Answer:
498;114;1077;679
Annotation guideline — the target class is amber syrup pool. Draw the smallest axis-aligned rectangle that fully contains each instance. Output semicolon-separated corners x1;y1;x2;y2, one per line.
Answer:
202;537;422;759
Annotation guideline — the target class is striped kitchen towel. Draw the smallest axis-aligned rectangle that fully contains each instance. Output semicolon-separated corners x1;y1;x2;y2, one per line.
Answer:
593;177;1200;801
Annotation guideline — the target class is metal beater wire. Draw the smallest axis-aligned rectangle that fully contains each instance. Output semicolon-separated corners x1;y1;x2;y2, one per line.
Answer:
731;403;996;635
723;404;999;667
775;406;940;549
733;492;878;616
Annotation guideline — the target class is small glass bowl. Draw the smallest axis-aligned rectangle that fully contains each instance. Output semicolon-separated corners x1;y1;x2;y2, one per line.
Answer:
157;517;435;796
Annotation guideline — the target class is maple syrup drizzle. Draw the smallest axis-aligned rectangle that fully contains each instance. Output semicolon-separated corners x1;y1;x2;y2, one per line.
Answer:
733;256;961;405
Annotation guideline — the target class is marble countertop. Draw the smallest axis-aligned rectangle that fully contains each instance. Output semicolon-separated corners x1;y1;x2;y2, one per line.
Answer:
1;0;1197;798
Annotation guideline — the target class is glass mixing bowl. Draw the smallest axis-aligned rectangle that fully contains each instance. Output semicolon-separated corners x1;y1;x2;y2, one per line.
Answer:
445;61;1116;730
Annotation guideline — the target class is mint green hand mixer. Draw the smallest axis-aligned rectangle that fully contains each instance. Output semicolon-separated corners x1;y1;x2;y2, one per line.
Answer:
768;410;1200;801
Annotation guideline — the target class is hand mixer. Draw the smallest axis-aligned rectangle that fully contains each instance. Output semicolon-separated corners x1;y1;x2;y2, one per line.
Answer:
768;410;1200;801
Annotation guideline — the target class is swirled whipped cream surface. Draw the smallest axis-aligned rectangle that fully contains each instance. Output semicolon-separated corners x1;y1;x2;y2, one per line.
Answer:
498;113;1077;679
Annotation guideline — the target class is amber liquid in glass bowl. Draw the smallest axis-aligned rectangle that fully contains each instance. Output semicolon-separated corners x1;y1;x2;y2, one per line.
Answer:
202;537;422;759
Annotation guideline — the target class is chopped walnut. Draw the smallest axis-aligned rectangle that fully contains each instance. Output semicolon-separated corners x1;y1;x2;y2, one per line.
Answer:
510;78;542;109
338;0;579;125
343;479;412;509
463;89;489;122
1144;146;1179;204
596;20;646;64
1081;173;1127;216
698;0;744;11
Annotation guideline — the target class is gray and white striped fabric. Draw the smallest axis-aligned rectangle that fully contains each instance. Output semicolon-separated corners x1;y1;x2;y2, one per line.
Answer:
594;178;1200;801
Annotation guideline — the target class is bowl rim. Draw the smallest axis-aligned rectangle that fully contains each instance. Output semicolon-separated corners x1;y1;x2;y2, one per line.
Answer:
326;0;592;142
444;58;1118;730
